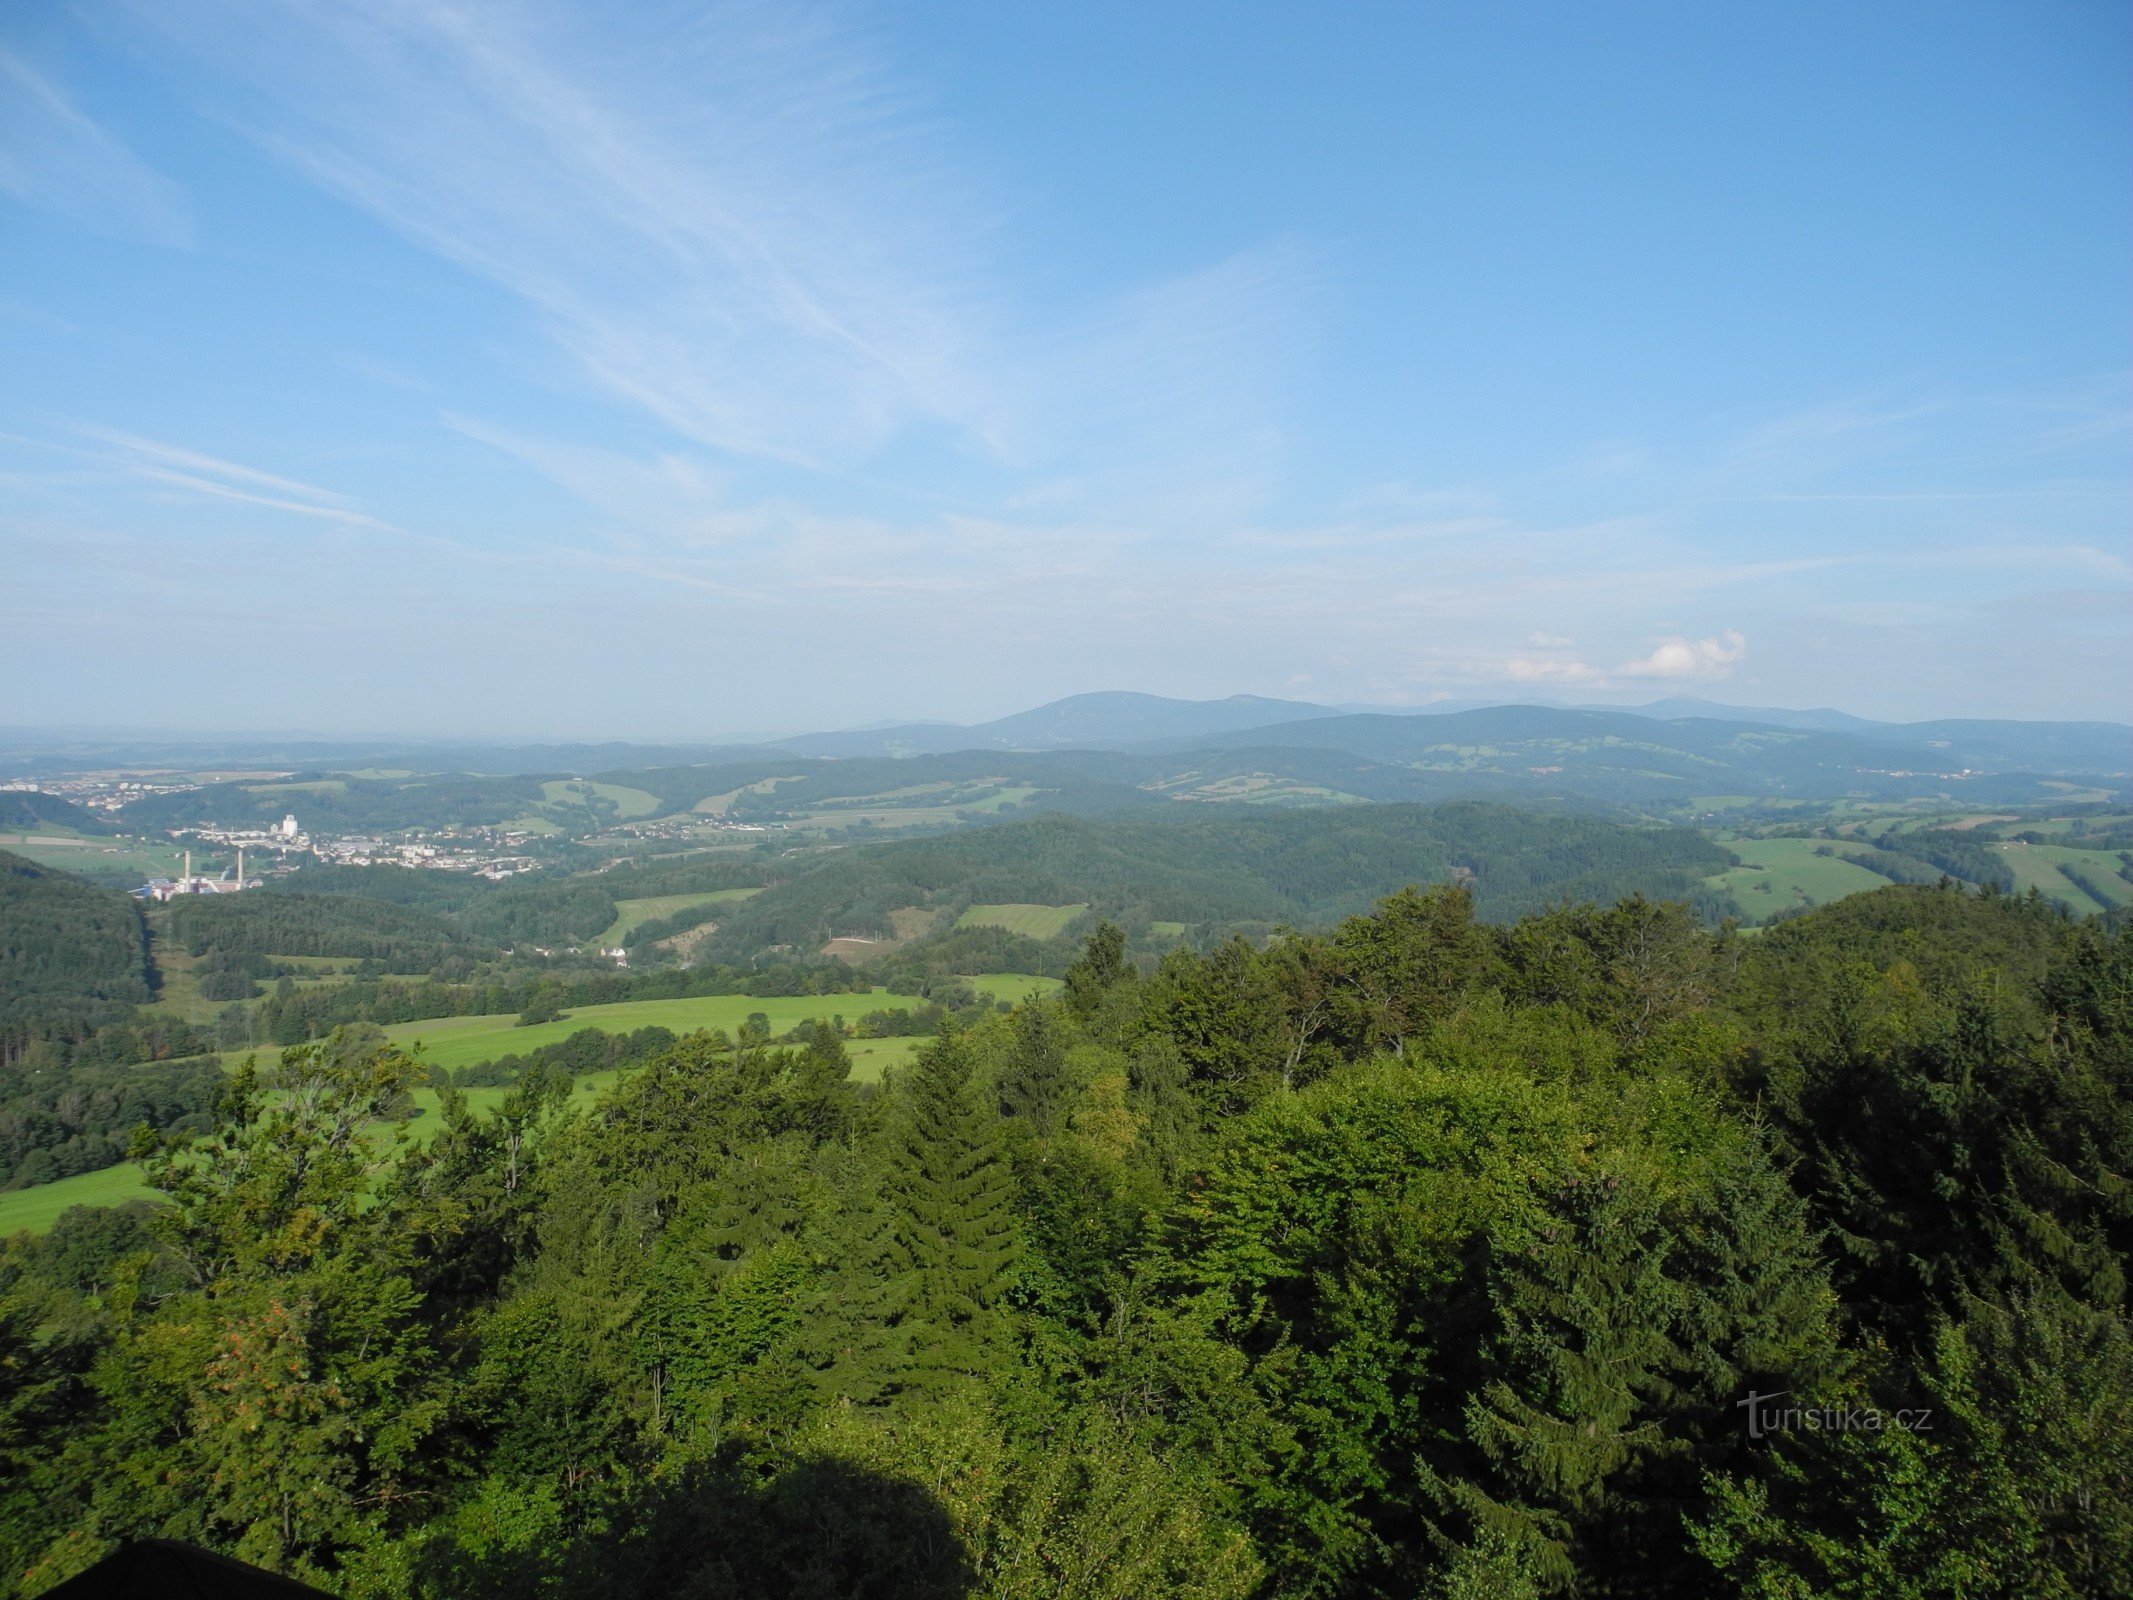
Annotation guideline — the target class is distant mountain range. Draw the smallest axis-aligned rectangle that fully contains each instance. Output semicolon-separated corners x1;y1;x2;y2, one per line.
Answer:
760;691;2130;782
5;695;2128;816
773;692;1343;757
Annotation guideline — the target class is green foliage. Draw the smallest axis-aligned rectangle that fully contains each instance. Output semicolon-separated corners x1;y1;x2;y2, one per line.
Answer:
0;849;150;1066
4;879;2128;1598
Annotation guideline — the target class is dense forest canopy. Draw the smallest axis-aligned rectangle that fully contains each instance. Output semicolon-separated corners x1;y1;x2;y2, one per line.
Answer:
0;851;151;1068
0;794;111;835
692;802;1734;957
2;879;2127;1597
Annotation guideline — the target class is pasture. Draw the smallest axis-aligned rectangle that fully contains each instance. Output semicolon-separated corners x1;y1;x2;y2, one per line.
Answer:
1996;842;2133;918
540;779;661;818
590;887;761;948
955;903;1088;938
379;988;935;1070
1703;838;1897;922
693;776;807;814
2;836;187;881
962;974;1064;1006
0;1162;159;1235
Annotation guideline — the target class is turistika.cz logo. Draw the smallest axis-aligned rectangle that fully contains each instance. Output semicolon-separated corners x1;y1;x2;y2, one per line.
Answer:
1737;1390;1935;1440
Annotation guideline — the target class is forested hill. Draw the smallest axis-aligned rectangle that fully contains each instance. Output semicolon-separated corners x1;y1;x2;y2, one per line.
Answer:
4;880;2126;1595
0;792;112;834
698;801;1733;959
0;849;150;1067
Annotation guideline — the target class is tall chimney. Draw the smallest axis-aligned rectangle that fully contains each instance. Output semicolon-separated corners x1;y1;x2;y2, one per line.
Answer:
183;849;191;886
237;846;245;889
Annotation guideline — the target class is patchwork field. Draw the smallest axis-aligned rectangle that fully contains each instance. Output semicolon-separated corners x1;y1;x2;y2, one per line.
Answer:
590;887;761;947
1704;838;1898;921
954;903;1088;938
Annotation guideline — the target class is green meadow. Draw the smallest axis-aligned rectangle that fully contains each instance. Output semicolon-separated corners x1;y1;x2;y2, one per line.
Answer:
954;903;1088;938
960;974;1063;1006
589;887;761;947
2;835;188;881
1704;838;1898;921
1996;842;2133;918
0;1162;160;1235
540;779;661;818
378;990;930;1070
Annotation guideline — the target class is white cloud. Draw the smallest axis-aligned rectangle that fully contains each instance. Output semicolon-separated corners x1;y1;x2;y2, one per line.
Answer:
1614;630;1748;680
1490;630;1747;692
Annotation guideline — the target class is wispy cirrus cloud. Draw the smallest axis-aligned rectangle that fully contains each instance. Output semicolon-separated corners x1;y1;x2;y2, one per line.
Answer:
122;0;1317;506
0;47;192;244
0;423;405;534
120;0;1000;469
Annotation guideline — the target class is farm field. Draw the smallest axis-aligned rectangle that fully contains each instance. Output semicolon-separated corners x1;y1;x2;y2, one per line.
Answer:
960;973;1063;1006
1704;838;1898;922
955;903;1088;938
0;1161;159;1234
789;806;971;835
1995;842;2133;917
497;814;566;835
590;887;761;947
2;835;188;881
693;775;806;814
541;779;661;818
379;988;935;1069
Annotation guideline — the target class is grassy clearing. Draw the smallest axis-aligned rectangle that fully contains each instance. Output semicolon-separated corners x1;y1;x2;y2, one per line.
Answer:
3;836;187;880
968;785;1041;812
241;779;348;795
1704;838;1897;922
792;807;971;834
144;930;217;1024
955;904;1088;939
590;888;760;948
540;779;661;819
693;776;807;815
382;989;932;1070
1149;921;1189;938
960;974;1064;1006
1996;843;2133;917
0;1163;160;1235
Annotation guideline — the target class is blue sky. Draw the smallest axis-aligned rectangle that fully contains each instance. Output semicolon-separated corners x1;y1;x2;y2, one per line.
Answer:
2;0;2127;738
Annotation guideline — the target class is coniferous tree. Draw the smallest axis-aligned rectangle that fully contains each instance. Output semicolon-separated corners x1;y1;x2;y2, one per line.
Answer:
997;1003;1071;1136
1065;920;1129;1018
883;1028;1023;1394
1430;1174;1687;1595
